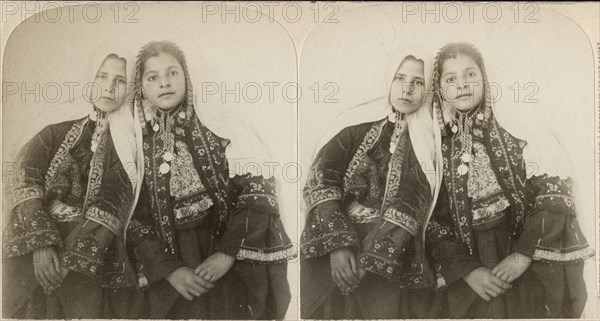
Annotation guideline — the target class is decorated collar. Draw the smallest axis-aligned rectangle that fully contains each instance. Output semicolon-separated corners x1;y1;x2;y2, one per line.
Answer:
90;107;108;152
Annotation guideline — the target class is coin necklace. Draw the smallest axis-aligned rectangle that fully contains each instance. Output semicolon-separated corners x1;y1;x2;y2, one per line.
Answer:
449;108;484;176
148;106;186;175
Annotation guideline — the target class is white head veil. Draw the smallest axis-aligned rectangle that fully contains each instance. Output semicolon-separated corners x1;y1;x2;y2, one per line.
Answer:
18;43;143;242
312;44;441;194
309;44;443;243
83;44;144;244
85;44;142;199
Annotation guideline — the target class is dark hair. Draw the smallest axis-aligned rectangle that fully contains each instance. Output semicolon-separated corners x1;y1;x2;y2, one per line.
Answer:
433;42;487;91
135;40;189;96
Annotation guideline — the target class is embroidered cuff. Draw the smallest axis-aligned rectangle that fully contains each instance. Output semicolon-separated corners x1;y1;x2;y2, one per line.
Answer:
61;234;107;277
303;187;343;213
7;185;45;212
300;203;359;259
86;206;122;236
359;233;406;280
3;207;62;258
383;208;418;237
235;174;280;214
218;207;296;264
532;247;594;264
301;230;359;260
533;175;576;216
237;245;297;264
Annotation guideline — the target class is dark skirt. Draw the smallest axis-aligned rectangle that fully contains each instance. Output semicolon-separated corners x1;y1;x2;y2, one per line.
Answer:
2;220;139;319
130;222;290;319
4;262;135;320
447;216;587;318
301;223;447;319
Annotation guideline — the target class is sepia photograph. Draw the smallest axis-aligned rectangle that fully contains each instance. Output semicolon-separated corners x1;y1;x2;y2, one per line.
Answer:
298;2;597;320
2;2;298;319
1;1;598;320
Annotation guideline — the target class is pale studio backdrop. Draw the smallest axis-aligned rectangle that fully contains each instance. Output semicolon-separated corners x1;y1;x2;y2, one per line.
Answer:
298;3;597;318
2;2;299;319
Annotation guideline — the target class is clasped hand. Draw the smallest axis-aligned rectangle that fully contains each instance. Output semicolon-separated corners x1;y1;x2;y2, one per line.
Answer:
330;247;366;295
463;252;531;301
33;246;69;295
166;252;235;301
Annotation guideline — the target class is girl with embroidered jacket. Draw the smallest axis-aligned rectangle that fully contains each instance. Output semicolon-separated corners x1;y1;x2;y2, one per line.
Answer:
125;41;295;319
2;48;143;319
425;42;594;318
300;50;446;319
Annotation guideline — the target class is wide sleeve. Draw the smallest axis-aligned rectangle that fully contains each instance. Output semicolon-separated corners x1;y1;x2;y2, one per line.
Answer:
59;139;135;279
300;127;361;259
512;174;594;262
3;126;62;258
126;182;183;287
359;148;434;282
425;184;481;290
216;174;296;264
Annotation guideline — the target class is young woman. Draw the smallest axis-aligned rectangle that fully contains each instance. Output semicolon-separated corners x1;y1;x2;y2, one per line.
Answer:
426;42;594;318
3;46;143;319
300;49;445;319
125;40;294;319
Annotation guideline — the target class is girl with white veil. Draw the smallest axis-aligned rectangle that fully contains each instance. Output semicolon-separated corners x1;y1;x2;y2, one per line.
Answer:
3;45;143;318
300;46;445;319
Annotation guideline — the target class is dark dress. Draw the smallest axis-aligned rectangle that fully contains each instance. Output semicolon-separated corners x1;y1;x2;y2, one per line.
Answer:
300;118;447;319
125;106;295;319
426;112;594;318
3;116;138;319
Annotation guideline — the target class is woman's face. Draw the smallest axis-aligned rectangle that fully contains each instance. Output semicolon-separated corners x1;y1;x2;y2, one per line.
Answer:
389;59;425;114
439;54;484;112
142;53;186;110
93;56;127;113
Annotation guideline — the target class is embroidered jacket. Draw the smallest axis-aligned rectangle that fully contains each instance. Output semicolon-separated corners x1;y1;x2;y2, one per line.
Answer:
3;117;138;289
124;108;295;318
300;118;436;288
425;113;594;316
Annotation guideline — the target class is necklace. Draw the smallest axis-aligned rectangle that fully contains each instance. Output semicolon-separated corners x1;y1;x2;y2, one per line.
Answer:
449;107;484;176
147;104;186;175
388;111;407;154
90;108;107;153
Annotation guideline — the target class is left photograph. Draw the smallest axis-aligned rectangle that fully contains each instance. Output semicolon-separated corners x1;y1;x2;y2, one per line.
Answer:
2;3;298;319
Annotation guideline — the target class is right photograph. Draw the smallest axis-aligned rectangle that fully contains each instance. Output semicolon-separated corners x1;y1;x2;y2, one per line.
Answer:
298;3;597;319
